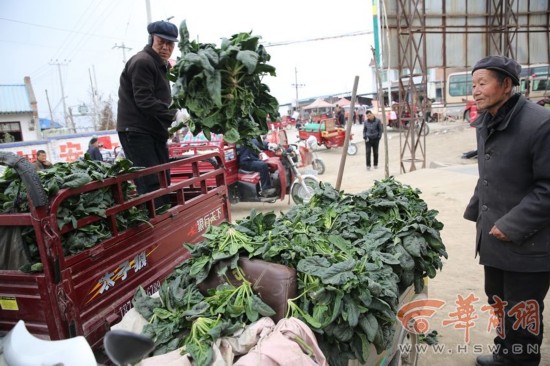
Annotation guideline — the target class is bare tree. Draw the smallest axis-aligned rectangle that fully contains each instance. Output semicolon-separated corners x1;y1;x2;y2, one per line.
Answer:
99;96;116;130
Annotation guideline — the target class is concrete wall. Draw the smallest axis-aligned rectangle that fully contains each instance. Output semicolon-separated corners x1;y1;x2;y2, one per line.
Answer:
0;130;120;163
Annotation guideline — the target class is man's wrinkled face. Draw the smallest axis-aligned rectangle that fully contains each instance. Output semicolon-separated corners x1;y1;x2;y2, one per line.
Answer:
472;69;513;116
152;35;175;61
37;152;47;162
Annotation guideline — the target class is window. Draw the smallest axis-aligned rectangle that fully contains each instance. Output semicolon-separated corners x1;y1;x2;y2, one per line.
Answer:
0;122;23;142
448;74;472;97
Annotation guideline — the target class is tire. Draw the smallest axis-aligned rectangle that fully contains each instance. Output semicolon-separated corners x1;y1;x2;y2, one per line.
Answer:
0;151;49;207
312;159;325;175
416;121;429;136
347;143;358;155
389;330;419;366
290;176;319;205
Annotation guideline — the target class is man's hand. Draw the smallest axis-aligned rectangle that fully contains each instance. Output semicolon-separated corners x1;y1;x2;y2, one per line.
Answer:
489;225;510;241
175;109;188;123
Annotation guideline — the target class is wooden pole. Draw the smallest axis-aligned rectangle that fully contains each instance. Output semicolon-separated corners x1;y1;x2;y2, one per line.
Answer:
335;76;359;191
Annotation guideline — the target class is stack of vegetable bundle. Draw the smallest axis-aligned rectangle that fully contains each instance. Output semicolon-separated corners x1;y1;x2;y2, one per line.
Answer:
0;157;148;271
133;177;447;366
168;21;279;144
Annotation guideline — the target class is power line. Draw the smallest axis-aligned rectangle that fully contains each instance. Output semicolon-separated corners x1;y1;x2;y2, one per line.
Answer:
0;17;127;42
263;30;373;47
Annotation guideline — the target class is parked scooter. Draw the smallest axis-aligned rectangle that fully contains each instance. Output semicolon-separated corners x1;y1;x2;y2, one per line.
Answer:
3;320;154;366
292;135;326;175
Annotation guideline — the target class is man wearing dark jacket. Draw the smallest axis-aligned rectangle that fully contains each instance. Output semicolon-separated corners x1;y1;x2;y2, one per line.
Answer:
236;137;276;197
362;110;383;170
87;137;103;161
117;20;182;205
464;55;550;366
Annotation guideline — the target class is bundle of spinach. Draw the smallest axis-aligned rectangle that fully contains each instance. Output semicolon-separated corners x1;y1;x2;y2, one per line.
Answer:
133;253;275;364
168;20;279;144
0;157;149;271
133;177;447;366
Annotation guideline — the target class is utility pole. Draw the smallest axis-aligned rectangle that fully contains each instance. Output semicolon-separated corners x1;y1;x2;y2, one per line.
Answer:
49;59;74;132
44;89;55;125
291;67;305;116
89;67;100;130
113;43;132;63
145;0;152;24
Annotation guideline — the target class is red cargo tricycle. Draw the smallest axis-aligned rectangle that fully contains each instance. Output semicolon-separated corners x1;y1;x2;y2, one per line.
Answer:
297;118;358;155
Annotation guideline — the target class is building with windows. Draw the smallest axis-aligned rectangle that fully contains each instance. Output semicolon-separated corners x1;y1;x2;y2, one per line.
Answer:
0;77;41;142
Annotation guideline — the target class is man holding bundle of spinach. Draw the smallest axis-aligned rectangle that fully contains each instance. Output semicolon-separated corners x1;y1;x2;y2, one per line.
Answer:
116;20;185;205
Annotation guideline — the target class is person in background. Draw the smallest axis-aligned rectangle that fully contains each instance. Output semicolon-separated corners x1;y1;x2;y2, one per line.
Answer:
33;150;52;170
463;55;550;366
116;20;185;205
87;137;104;161
358;104;366;123
336;107;346;127
362;110;383;170
425;98;433;122
237;137;276;198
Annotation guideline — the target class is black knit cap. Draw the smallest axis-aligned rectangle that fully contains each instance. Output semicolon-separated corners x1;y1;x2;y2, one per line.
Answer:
472;55;521;86
147;21;178;42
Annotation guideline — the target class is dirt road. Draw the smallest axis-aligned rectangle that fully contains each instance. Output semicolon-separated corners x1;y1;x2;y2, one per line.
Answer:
230;121;550;366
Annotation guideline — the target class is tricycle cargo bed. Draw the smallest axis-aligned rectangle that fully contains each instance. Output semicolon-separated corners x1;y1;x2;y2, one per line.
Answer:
0;152;230;350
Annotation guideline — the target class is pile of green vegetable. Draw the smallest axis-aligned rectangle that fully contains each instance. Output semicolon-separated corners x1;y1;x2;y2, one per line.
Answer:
0;157;149;271
133;177;447;366
168;21;279;144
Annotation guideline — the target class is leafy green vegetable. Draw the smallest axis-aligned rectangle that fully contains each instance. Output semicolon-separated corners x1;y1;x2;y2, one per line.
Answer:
0;156;148;270
133;177;447;365
168;21;279;144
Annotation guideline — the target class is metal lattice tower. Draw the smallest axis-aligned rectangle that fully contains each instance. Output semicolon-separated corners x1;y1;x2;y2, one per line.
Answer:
382;0;536;173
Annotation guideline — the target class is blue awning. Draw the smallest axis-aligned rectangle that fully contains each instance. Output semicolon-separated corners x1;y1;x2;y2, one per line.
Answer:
39;118;63;129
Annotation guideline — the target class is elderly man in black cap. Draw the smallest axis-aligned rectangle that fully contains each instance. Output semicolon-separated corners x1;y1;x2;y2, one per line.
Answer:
464;55;550;366
117;20;184;206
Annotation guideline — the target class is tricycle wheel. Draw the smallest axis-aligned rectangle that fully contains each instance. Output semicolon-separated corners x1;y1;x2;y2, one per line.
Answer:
389;330;418;366
0;151;49;207
347;143;358;156
291;176;319;205
417;121;430;136
312;159;325;175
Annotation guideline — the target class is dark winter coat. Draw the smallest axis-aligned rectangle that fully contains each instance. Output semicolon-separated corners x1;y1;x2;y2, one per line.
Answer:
463;94;550;272
363;117;383;141
117;45;176;142
87;145;103;161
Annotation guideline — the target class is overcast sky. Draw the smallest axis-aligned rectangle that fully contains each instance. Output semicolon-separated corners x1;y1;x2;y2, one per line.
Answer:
0;0;376;126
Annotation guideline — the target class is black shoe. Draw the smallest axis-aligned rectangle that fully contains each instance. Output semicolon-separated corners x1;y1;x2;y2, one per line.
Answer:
259;188;276;197
475;354;514;366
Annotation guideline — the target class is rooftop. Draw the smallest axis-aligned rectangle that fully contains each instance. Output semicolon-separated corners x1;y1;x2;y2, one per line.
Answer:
0;84;32;114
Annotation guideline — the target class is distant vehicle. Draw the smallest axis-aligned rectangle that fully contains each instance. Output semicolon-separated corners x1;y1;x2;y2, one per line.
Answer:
446;64;550;108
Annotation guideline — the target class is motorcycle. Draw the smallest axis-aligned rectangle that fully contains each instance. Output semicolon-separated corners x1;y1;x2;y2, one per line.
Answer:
2;320;154;366
232;142;319;205
386;108;430;136
168;129;319;206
